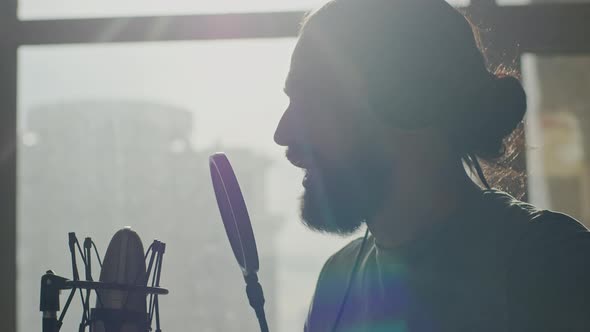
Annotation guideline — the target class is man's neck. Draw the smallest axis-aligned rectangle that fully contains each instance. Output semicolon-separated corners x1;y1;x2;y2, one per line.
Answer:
367;163;483;250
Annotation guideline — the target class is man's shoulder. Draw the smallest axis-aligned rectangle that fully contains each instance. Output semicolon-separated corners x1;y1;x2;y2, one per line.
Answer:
503;204;590;330
510;208;590;260
526;210;588;239
480;190;588;240
306;235;370;332
481;191;590;275
328;235;367;262
441;190;589;273
318;235;368;279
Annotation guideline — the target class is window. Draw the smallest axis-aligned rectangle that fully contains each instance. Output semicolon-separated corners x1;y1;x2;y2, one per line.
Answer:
17;40;354;332
523;54;590;226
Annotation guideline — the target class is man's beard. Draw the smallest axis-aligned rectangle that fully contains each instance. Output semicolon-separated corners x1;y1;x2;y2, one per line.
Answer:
300;156;392;235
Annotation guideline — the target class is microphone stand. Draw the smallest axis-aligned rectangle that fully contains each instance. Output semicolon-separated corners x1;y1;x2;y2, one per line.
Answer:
245;273;269;332
146;240;165;332
83;237;93;331
40;271;68;332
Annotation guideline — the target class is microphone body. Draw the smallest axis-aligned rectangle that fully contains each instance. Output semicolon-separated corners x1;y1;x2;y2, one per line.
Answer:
91;228;148;332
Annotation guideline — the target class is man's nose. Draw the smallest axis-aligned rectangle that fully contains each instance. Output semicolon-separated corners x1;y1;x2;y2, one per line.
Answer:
274;108;297;147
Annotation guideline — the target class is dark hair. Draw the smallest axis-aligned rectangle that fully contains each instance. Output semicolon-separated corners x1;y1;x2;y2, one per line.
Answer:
300;0;527;196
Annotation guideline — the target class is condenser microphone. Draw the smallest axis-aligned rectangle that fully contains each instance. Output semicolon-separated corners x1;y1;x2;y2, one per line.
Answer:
39;229;167;332
209;152;269;332
90;227;148;332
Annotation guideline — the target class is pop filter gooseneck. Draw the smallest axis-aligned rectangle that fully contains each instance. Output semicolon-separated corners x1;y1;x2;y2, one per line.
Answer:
209;153;269;332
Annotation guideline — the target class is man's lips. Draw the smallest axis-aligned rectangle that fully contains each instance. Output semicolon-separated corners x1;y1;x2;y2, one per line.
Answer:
285;149;311;187
285;148;311;169
302;170;311;187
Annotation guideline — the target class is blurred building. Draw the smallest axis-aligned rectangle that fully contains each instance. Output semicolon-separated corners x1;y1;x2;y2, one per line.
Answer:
18;101;281;331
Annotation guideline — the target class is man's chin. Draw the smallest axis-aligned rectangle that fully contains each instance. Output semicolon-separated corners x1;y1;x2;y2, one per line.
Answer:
299;188;364;235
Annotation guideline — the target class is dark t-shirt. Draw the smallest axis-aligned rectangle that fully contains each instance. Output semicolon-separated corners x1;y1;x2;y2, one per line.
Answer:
305;190;590;332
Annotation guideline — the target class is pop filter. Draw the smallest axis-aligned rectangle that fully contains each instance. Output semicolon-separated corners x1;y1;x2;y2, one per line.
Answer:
209;152;269;332
209;152;259;277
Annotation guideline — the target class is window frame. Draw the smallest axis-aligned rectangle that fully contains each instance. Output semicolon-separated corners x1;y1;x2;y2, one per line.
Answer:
2;0;590;330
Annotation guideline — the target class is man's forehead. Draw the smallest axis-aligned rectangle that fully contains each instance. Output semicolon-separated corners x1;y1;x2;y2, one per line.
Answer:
284;40;320;93
285;36;367;97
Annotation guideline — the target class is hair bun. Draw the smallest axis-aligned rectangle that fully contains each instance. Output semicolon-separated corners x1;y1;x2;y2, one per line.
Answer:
490;76;526;137
466;75;527;159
